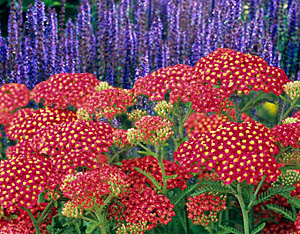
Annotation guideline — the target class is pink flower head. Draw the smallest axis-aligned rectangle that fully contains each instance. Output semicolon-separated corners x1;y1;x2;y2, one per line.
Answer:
192;48;289;96
0;83;30;112
31;73;100;109
174;121;281;184
77;87;134;119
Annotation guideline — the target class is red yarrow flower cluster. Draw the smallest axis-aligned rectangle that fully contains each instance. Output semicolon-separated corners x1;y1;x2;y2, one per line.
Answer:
61;164;128;216
0;221;32;234
0;154;55;212
0;83;30;112
127;115;174;145
133;64;193;102
77;87;134;119
120;156;191;191
186;193;226;226
271;122;300;148
174;121;281;184
108;187;175;232
184;113;228;136
193;48;289;96
293;211;300;234
113;129;130;148
6;108;77;142
31;73;100;109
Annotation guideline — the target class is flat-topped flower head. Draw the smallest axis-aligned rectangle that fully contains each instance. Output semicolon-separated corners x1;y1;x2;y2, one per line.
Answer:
77;87;134;119
175;121;281;184
61;164;128;214
31;73;100;109
108;187;175;232
283;81;300;100
6;108;77;142
271;122;300;148
132;64;193;101
0;83;30;112
0;154;55;212
120;156;191;191
186;193;226;226
193;48;289;96
35;119;113;158
0;221;32;234
127;116;174;146
184;113;228;137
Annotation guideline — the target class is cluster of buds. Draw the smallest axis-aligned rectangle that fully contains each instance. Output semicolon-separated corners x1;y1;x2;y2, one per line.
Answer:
280;151;300;165
275;170;300;186
186;193;226;226
113;129;130;148
95;81;112;91
127;109;147;122
282;117;300;124
127;116;174;146
76;107;92;121
116;222;148;234
154;101;173;118
61;200;83;218
283;81;300;100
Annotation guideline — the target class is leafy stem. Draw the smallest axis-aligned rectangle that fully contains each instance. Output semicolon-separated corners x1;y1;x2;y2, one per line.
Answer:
247;175;266;210
279;97;299;122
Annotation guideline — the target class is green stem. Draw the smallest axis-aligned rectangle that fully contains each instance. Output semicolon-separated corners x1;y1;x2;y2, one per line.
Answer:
240;91;265;113
182;102;193;123
204;222;214;234
280;97;299;122
37;200;53;223
22;207;40;234
235;184;250;234
174;183;199;206
109;147;128;163
157;145;167;195
279;95;291;103
247;175;266;210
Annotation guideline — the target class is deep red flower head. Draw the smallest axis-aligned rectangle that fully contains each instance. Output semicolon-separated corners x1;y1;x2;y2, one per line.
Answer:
293;111;300;120
120;156;192;191
77;87;134;119
6;108;77;141
0;83;30;112
108;187;175;232
0;221;32;234
186;193;226;226
0;111;14;128
192;48;289;96
132;64;193;102
0;154;55;212
184;113;228;136
113;129;130;148
127;115;174;145
174;121;281;184
31;73;100;109
61;164;129;216
35;120;113;156
271;122;300;148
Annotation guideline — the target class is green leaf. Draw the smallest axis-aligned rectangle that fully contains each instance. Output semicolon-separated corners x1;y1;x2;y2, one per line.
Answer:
86;222;99;234
191;180;233;196
220;225;243;234
165;174;178;181
265;204;295;221
254;185;294;206
250;222;266;234
288;197;300;208
38;191;47;204
134;167;162;191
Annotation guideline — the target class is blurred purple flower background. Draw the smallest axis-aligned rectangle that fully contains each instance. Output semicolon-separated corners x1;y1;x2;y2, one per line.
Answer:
0;0;299;89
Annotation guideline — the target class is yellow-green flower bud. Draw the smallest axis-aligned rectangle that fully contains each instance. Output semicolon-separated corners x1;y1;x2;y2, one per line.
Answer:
283;81;300;100
95;81;112;91
154;100;173;118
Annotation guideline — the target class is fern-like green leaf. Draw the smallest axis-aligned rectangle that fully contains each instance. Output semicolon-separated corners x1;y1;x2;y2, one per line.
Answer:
265;204;296;221
254;186;294;206
219;225;243;234
191;180;233;196
134;167;161;191
288;197;300;208
250;222;266;234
